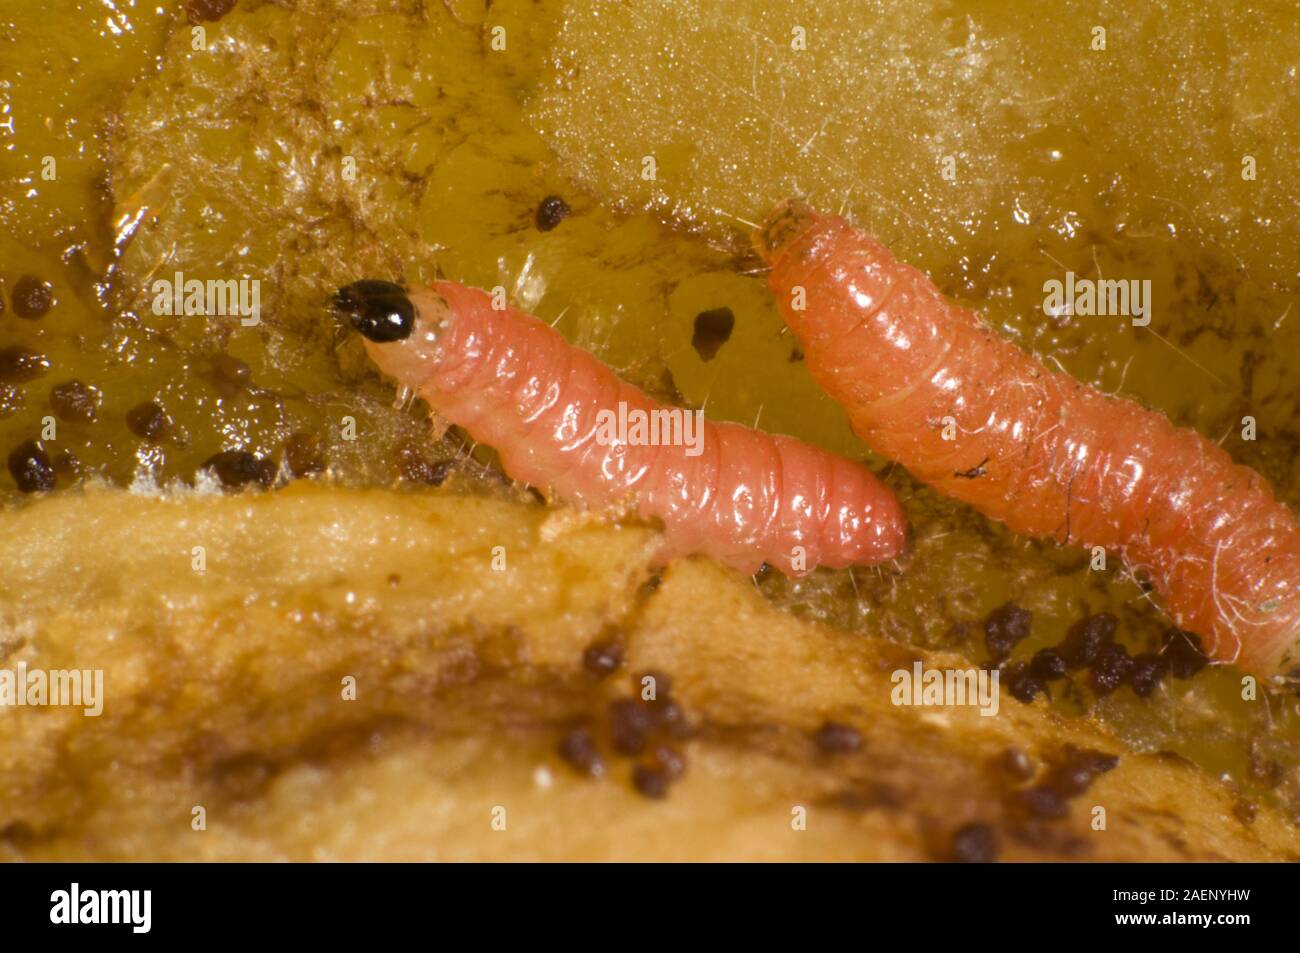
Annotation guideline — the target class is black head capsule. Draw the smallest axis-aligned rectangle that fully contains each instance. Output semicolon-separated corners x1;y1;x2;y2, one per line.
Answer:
333;280;415;342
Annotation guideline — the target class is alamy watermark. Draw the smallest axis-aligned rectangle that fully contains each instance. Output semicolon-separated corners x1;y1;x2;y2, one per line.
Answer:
594;402;704;457
151;270;261;326
891;661;999;716
50;883;150;933
1042;271;1151;327
0;663;103;716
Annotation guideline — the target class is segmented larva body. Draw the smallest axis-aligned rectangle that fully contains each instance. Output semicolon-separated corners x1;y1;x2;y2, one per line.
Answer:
343;279;906;576
756;201;1300;677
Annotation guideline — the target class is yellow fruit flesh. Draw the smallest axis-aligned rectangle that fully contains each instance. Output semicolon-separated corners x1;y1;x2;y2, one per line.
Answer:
1;0;1297;835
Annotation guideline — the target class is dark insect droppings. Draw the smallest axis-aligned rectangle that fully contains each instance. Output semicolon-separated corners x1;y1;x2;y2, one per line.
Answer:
0;346;50;384
1162;629;1209;679
126;401;170;442
0;821;34;848
1030;647;1068;682
11;276;55;319
7;440;55;493
999;747;1036;781
557;728;604;777
648;698;690;738
1089;642;1133;696
1059;613;1117;668
582;636;624;678
691;307;736;362
631;764;670;800
1042;746;1119;800
1005;662;1044;704
1127;652;1169;698
984;602;1032;661
650;743;687;781
396;444;450;485
202;450;277;488
607;697;652;756
49;380;101;422
186;0;237;23
1019;785;1069;819
535;194;570;231
813;720;863;753
283;432;325;477
950;822;999;862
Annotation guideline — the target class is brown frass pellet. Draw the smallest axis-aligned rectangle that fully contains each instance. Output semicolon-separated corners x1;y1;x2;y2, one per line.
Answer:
690;307;735;362
950;822;999;862
7;440;55;493
813;720;863;753
0;346;50;384
582;637;624;678
1048;763;1094;798
11;275;55;319
201;449;277;488
650;742;687;781
126;401;170;441
1030;647;1068;682
983;602;1032;661
648;697;690;737
186;0;237;23
557;728;604;777
1005;661;1043;704
631;763;670;800
1127;652;1169;698
1161;628;1208;679
1089;642;1133;696
396;444;450;485
1045;746;1119;797
1019;785;1069;819
535;194;570;232
283;432;325;477
425;460;452;486
1059;612;1117;668
999;747;1036;781
49;380;101;422
607;697;652;756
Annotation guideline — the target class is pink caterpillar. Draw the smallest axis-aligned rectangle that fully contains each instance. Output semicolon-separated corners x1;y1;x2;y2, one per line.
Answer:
334;279;906;576
755;200;1300;678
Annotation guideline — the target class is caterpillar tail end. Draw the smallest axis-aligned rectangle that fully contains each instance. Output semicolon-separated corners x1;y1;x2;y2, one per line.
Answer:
752;199;820;264
333;279;414;342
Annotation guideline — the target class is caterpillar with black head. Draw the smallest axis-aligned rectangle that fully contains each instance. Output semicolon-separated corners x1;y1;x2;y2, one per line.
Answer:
334;278;907;577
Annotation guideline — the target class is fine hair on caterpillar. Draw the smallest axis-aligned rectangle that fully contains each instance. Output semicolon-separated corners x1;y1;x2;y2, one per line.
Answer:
338;277;907;577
